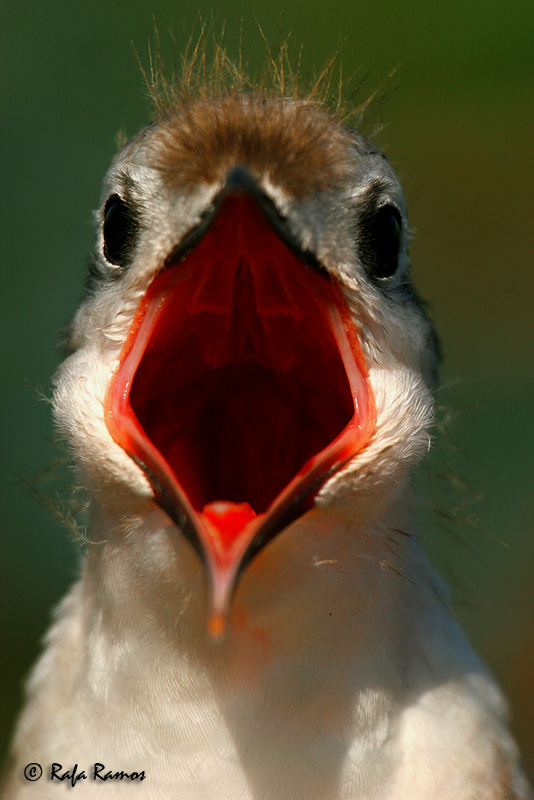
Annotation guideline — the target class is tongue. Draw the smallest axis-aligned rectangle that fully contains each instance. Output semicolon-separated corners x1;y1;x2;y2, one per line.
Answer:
201;501;262;567
202;501;258;548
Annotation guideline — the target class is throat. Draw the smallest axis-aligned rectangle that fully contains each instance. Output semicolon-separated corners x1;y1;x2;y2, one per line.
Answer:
80;503;418;786
128;270;354;517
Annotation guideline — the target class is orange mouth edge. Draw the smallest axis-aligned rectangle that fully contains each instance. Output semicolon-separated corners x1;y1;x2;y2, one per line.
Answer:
104;195;376;635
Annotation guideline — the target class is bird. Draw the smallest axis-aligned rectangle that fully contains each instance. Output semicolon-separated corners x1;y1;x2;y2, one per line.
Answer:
2;48;531;800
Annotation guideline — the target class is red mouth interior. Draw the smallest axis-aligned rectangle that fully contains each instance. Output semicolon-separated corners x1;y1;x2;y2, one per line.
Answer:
107;194;373;567
128;199;354;516
130;269;353;516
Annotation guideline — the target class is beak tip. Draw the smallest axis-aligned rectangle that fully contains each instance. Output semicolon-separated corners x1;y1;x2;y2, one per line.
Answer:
207;610;228;642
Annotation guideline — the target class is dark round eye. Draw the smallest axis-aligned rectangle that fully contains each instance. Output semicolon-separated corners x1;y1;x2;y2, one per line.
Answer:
103;194;138;267
359;205;402;280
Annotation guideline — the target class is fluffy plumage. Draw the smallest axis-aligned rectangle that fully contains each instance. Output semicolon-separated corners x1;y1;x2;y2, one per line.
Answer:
2;43;531;800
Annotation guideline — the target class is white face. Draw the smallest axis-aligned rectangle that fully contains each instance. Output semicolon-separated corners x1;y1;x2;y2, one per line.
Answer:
53;96;438;616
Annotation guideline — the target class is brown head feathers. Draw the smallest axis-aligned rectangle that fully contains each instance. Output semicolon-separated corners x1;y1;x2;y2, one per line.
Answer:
138;29;386;198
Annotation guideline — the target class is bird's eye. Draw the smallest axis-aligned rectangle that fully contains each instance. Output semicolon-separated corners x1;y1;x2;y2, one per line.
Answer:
103;194;138;267
359;205;402;280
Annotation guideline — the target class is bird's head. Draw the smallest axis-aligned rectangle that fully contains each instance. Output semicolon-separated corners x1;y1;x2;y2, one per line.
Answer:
54;92;439;636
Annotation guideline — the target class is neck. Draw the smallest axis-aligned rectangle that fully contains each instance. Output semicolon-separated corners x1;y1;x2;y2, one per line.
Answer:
78;496;437;789
83;494;417;661
14;493;489;799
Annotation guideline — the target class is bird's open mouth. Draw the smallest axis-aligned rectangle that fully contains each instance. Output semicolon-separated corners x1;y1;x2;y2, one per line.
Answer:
105;172;375;633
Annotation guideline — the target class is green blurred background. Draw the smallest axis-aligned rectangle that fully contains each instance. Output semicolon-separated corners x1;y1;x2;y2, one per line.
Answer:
1;0;533;778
